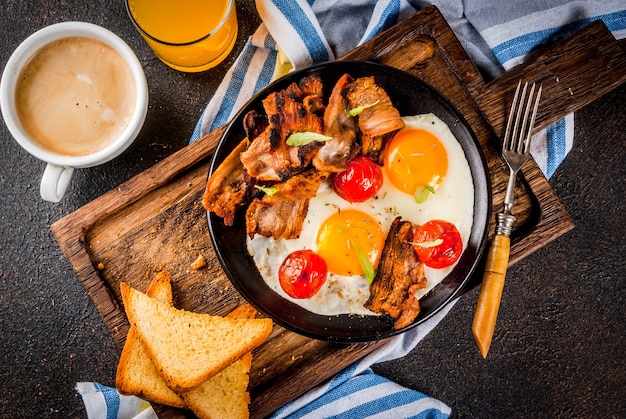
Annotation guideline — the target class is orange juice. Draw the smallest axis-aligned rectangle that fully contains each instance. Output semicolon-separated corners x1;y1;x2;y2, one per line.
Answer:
126;0;238;72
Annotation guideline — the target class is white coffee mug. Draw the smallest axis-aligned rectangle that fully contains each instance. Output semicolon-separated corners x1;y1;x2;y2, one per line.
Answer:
0;22;148;202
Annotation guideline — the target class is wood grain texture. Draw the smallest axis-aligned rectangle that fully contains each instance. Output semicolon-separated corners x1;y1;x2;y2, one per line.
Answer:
471;21;626;136
51;6;626;418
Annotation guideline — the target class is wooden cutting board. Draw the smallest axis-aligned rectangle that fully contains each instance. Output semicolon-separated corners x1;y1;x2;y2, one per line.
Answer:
52;6;626;418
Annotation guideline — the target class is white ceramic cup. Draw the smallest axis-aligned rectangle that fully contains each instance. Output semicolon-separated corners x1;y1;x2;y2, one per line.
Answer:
0;22;148;202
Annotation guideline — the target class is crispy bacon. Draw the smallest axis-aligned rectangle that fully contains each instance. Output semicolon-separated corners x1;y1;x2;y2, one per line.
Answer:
239;130;280;181
280;82;303;100
298;75;323;97
365;217;427;329
263;91;324;148
243;110;268;141
298;75;325;114
202;138;251;226
275;75;325;114
240;89;324;181
263;95;323;180
313;73;361;172
245;169;328;240
346;76;404;163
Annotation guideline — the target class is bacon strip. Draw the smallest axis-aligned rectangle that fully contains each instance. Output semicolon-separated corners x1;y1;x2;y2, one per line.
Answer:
263;91;323;148
202;138;251;226
346;76;404;163
313;73;360;172
240;86;324;181
365;217;427;329
242;110;268;142
245;169;329;240
298;75;325;114
239;130;281;181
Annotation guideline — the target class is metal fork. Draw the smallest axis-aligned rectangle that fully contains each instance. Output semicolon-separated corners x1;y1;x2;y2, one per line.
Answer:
472;80;542;358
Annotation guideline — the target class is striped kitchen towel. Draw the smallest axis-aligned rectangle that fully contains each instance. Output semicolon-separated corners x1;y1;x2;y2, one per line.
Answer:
76;382;158;419
269;301;455;418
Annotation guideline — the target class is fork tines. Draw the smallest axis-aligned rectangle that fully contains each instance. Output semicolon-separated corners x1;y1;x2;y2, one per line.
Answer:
503;80;543;154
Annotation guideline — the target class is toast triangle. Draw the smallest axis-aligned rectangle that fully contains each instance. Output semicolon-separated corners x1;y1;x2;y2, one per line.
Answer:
181;304;258;419
116;272;186;408
120;282;272;392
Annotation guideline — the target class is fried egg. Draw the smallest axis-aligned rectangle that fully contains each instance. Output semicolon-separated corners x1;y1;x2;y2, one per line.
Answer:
247;113;474;316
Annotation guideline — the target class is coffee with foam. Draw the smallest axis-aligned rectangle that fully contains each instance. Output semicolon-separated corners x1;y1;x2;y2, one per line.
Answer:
15;36;136;156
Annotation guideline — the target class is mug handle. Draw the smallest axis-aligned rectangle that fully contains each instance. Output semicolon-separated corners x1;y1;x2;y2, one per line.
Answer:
41;163;74;203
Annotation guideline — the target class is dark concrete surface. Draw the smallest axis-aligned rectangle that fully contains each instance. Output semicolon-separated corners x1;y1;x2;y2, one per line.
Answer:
0;1;624;418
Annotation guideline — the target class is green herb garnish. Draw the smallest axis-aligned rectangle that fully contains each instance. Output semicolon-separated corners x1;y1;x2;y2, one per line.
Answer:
348;237;376;284
414;185;436;204
255;185;278;196
345;100;380;117
286;131;333;146
411;238;444;248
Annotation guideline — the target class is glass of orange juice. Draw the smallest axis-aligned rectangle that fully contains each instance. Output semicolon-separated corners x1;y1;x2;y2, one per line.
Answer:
125;0;238;72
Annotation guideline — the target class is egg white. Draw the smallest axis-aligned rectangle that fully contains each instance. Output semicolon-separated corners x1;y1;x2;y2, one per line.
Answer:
247;113;474;316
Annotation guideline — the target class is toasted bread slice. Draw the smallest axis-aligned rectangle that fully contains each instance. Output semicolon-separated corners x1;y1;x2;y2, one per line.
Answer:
181;304;258;419
116;272;187;408
120;282;273;392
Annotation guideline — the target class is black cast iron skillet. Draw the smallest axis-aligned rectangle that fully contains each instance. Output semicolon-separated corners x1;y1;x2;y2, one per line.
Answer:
207;61;491;343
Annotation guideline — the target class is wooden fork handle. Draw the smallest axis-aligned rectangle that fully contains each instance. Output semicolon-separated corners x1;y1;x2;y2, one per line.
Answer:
472;233;511;358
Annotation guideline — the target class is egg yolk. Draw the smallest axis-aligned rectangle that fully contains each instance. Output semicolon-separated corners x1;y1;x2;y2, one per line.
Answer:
316;209;384;277
383;128;448;195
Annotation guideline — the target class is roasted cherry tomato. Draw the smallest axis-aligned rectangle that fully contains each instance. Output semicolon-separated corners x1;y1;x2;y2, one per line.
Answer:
278;249;328;299
332;155;383;203
412;220;463;269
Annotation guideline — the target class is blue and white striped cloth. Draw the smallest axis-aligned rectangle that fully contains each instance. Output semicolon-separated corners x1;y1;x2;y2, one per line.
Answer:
270;302;455;418
80;1;626;418
76;382;158;419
